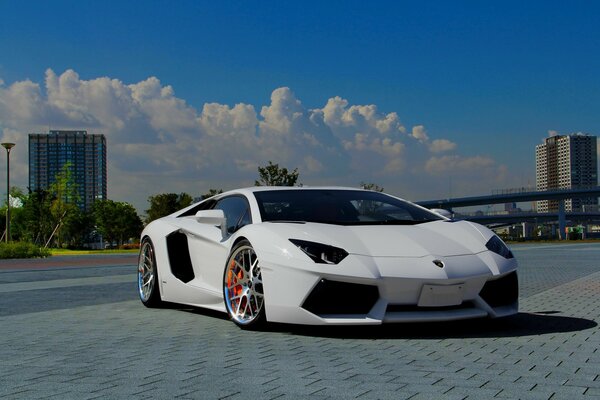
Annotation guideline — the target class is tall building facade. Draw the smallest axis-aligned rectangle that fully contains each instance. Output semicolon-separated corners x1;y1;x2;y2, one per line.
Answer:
29;130;107;210
535;134;597;212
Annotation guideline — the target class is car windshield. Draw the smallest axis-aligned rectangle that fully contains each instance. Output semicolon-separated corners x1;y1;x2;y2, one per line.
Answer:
254;189;443;225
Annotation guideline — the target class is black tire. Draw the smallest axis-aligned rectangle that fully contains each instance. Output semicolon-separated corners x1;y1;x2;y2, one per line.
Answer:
138;237;163;307
223;240;266;329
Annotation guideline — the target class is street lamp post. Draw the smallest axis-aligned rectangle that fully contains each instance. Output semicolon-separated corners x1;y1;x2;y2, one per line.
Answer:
2;143;15;242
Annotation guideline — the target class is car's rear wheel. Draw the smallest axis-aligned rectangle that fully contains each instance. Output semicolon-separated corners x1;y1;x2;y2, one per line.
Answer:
223;240;265;329
138;237;162;307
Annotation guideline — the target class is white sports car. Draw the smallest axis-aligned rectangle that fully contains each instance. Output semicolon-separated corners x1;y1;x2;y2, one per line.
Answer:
138;187;518;329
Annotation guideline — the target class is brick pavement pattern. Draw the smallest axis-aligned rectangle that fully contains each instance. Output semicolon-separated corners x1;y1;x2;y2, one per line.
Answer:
0;244;599;399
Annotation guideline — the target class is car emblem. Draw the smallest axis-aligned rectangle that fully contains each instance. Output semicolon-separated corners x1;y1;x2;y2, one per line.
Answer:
432;259;444;268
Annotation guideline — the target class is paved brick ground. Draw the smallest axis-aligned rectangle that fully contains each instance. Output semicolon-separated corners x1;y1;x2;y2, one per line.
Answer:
0;243;599;399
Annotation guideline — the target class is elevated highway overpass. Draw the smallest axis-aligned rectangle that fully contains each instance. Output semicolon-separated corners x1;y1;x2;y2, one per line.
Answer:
416;186;600;239
462;211;600;226
417;186;600;209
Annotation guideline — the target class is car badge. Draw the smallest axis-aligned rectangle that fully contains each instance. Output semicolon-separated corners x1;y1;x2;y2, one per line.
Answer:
433;259;444;268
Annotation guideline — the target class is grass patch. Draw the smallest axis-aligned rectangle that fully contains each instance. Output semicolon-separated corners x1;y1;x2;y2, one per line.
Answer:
0;242;51;259
49;248;139;256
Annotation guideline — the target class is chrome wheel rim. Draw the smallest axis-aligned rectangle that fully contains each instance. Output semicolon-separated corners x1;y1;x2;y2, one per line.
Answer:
224;245;264;325
138;241;155;302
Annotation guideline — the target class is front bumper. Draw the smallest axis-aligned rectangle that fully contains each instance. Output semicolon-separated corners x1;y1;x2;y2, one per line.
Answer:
260;251;518;325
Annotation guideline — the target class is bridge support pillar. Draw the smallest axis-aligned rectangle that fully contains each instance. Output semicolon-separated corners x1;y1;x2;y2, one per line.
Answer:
558;200;566;240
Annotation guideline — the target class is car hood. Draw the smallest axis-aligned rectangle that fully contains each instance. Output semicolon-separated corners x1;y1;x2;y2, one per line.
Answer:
262;220;491;258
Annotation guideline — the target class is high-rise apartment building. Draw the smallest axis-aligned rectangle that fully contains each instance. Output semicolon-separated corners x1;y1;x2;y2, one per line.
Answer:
535;133;597;212
29;130;107;210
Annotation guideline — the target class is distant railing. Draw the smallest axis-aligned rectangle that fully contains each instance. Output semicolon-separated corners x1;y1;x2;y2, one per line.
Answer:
457;207;600;217
491;187;535;196
491;185;598;196
457;210;534;217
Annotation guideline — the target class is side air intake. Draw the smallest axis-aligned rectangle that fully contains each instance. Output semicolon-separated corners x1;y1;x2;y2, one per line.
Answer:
302;279;379;316
479;271;518;308
166;231;195;283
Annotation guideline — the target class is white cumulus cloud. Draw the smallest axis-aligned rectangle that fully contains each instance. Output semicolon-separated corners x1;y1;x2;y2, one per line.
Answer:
429;139;457;153
425;155;496;175
0;69;512;211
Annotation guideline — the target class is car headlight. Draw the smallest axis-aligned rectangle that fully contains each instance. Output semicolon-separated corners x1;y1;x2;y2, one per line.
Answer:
485;235;514;259
289;239;349;264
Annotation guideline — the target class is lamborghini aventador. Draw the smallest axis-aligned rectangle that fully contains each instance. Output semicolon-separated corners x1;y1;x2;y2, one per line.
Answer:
138;187;518;329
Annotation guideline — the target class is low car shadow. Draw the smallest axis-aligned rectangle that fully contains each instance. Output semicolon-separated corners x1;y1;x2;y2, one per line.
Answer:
171;304;596;339
267;312;597;339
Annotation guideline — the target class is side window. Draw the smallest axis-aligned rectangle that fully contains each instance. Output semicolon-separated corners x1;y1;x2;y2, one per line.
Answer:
214;196;251;234
178;199;216;217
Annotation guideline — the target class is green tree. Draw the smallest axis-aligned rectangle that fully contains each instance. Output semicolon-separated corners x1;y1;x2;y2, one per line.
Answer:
93;200;117;245
145;192;193;223
17;190;54;245
48;163;81;247
201;188;223;200
62;208;94;248
114;202;144;244
94;200;143;246
360;182;384;192
0;186;27;241
255;161;300;186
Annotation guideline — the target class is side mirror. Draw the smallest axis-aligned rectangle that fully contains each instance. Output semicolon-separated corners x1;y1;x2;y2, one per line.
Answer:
195;209;227;237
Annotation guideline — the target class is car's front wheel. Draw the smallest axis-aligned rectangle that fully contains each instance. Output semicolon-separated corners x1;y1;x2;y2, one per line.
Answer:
223;240;265;329
138;237;162;307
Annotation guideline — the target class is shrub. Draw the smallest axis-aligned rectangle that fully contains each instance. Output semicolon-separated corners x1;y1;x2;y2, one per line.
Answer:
118;243;140;250
0;242;51;259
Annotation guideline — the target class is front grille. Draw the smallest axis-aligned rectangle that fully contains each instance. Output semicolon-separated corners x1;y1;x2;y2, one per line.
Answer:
301;279;379;316
479;271;518;307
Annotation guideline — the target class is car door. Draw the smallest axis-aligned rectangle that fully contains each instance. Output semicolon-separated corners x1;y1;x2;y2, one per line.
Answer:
183;195;252;294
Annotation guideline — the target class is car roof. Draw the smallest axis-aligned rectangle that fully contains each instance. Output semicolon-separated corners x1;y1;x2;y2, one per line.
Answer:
236;186;365;193
172;186;419;220
173;186;380;218
217;186;384;199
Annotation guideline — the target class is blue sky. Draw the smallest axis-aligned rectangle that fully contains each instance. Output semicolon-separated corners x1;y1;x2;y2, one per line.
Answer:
1;1;599;210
